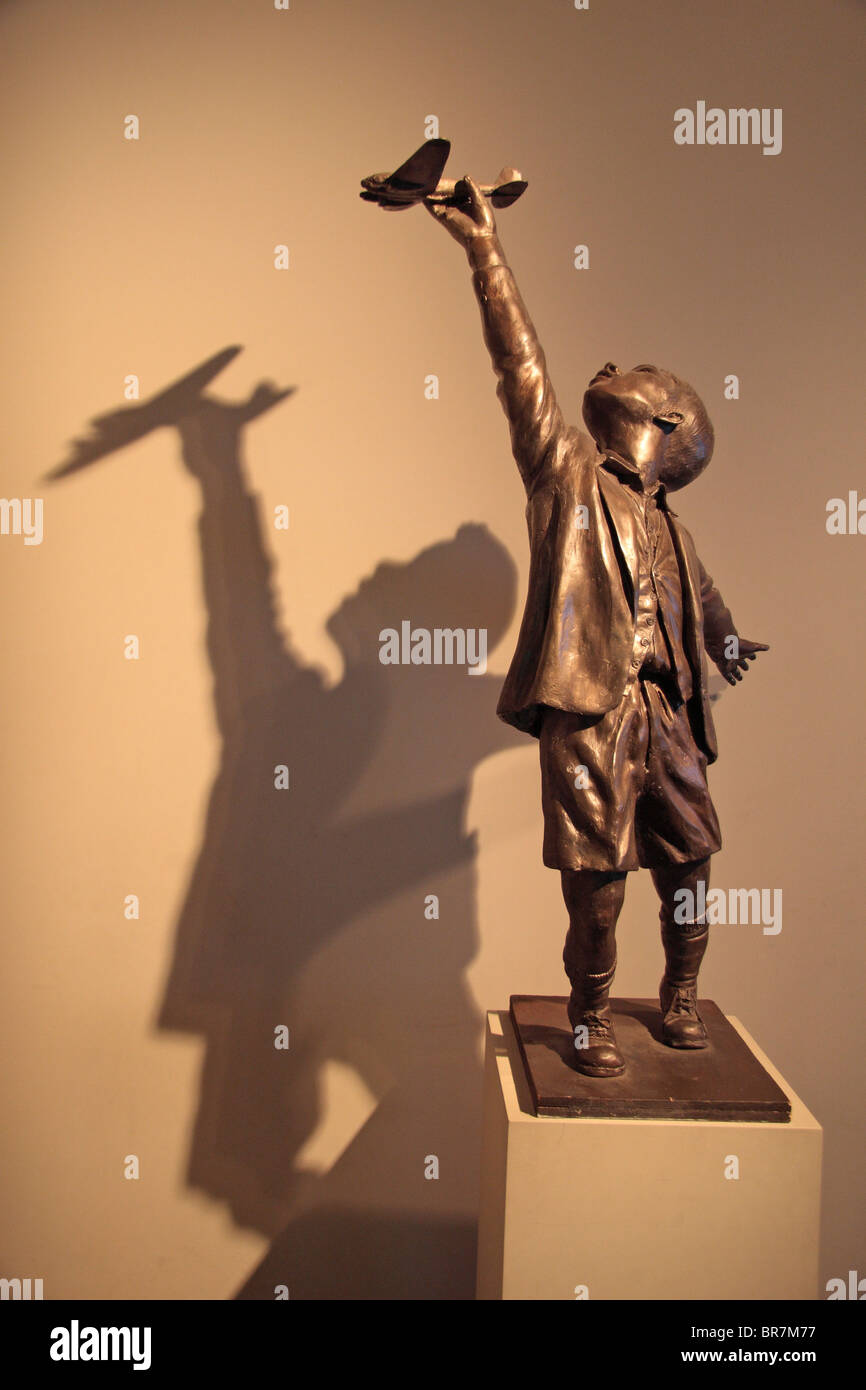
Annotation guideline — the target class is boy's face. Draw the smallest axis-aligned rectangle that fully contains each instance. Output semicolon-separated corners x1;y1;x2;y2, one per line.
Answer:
582;363;678;452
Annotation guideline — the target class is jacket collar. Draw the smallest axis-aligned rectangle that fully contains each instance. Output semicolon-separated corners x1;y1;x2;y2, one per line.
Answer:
600;453;669;510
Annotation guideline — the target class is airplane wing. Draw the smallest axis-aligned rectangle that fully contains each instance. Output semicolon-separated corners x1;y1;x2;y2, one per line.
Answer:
360;137;451;207
385;137;450;194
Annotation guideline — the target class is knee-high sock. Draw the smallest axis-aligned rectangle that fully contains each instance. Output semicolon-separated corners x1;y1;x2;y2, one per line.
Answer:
651;857;711;985
560;869;627;1008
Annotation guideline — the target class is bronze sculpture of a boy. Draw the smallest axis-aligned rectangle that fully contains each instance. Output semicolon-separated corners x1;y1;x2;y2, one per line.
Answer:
416;173;768;1078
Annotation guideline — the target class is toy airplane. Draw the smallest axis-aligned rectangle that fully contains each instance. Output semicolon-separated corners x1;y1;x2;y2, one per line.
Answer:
360;137;527;211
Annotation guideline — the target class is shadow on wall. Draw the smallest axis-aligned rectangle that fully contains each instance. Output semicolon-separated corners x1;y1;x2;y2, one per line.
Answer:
50;349;522;1299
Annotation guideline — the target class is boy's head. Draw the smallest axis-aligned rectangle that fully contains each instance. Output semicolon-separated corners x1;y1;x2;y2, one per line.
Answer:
582;363;714;492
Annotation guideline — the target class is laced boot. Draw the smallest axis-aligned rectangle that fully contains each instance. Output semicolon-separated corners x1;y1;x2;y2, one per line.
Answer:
567;961;624;1077
659;919;709;1048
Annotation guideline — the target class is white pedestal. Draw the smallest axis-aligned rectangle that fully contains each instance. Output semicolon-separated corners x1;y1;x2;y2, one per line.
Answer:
476;1010;822;1301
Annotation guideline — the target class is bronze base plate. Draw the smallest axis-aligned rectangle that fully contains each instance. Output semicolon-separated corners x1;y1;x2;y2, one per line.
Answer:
509;996;791;1122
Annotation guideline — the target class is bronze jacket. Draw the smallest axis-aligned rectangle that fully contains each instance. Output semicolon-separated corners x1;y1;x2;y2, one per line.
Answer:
470;247;736;761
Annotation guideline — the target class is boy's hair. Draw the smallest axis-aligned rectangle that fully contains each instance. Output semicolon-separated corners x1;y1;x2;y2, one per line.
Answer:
658;373;714;492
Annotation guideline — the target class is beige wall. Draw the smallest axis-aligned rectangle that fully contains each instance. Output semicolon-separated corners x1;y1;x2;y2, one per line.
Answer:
1;0;863;1298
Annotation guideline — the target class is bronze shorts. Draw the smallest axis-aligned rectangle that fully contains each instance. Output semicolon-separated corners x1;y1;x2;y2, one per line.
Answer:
539;679;722;872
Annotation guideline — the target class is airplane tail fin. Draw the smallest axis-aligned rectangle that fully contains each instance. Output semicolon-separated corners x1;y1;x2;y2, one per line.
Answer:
488;167;527;207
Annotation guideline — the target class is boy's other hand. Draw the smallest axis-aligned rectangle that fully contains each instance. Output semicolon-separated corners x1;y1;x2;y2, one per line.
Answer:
717;638;770;685
424;175;498;249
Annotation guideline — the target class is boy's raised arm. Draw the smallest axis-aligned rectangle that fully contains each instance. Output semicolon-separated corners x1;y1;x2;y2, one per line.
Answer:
426;176;565;492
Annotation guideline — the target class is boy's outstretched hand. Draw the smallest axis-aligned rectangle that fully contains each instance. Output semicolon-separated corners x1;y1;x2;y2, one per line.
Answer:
425;175;499;250
717;639;770;685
